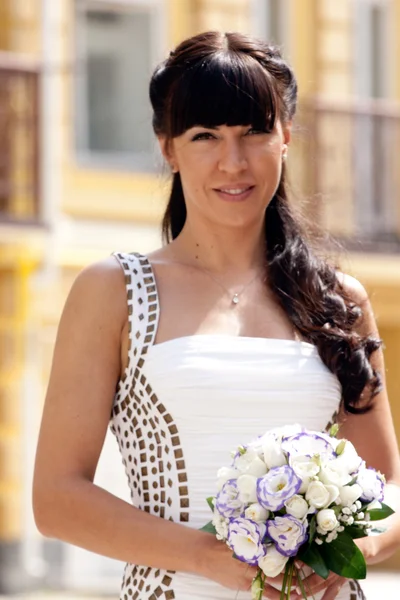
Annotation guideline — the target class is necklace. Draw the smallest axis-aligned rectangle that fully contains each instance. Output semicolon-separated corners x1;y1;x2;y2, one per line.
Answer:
196;265;261;306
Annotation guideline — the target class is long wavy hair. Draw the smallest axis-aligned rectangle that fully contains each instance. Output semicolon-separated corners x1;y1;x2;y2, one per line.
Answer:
149;31;381;414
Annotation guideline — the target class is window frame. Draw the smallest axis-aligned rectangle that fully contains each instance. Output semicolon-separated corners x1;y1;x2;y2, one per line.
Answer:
73;0;166;172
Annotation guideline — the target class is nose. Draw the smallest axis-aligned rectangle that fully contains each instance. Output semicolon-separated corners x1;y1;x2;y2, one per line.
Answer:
217;139;248;174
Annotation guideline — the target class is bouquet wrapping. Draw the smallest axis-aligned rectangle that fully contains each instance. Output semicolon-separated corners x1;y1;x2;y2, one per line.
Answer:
202;424;394;599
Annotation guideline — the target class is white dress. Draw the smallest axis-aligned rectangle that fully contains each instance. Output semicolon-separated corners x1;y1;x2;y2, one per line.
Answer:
110;252;366;600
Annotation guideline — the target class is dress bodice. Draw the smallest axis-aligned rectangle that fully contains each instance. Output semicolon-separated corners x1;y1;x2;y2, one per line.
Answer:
110;252;365;600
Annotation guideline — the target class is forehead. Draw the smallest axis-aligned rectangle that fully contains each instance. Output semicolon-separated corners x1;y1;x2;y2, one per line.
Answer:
168;53;280;137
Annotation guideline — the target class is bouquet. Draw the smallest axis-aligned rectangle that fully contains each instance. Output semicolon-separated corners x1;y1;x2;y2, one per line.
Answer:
202;424;394;599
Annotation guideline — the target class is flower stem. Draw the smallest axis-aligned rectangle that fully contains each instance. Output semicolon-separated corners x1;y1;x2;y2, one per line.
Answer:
296;566;316;600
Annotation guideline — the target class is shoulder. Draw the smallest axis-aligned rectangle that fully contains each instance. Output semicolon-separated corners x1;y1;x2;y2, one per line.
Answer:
335;272;369;306
64;256;128;334
336;271;377;336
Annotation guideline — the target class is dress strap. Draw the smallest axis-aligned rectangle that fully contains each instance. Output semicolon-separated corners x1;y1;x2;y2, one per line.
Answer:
112;252;160;374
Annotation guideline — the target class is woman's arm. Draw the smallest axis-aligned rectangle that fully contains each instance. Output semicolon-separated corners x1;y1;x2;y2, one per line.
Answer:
337;274;400;565
33;258;283;597
32;258;210;571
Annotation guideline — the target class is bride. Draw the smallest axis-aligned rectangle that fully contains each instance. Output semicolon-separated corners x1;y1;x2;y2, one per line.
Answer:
33;31;400;599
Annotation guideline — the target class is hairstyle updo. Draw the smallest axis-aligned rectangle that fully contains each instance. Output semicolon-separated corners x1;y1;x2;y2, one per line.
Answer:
149;31;382;414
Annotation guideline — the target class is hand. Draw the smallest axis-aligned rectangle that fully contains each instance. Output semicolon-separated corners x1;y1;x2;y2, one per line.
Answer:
197;535;298;599
295;568;346;599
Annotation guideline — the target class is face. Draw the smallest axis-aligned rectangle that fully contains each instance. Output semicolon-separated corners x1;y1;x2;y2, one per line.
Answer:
159;121;291;230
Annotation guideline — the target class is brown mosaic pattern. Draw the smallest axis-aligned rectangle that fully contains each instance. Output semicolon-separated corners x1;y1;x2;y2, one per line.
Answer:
111;252;189;600
349;580;367;599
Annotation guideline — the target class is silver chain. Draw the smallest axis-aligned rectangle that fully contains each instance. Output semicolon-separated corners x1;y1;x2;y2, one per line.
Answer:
194;264;261;306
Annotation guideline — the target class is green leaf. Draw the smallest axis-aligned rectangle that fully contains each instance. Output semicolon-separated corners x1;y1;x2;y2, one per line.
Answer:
297;542;330;580
308;515;317;544
206;497;215;512
319;532;367;579
345;526;368;539
366;503;395;521
200;521;217;535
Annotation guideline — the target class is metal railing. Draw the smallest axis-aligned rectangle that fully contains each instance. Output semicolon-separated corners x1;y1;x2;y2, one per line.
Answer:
0;53;41;224
297;98;400;253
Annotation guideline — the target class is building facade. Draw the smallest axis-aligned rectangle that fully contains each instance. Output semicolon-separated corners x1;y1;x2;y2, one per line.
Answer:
0;0;399;592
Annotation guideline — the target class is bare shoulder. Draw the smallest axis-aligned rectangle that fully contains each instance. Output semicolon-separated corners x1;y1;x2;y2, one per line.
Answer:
335;271;369;306
67;256;127;327
336;271;377;337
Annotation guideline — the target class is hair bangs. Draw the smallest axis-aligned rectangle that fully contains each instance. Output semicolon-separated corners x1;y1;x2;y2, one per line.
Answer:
168;52;280;137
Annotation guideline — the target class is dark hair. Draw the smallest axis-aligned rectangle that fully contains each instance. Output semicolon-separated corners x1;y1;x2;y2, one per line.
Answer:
149;31;381;414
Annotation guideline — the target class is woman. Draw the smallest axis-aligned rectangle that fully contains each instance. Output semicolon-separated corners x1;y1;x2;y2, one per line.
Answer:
33;32;400;600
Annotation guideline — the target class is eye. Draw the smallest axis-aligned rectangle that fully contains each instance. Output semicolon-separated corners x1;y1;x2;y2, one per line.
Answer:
191;132;216;141
246;127;269;136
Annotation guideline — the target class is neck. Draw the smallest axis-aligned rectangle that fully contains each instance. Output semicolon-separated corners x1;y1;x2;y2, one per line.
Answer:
167;217;267;275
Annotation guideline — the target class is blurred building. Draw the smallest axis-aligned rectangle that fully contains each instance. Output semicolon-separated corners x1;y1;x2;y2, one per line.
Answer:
0;0;399;594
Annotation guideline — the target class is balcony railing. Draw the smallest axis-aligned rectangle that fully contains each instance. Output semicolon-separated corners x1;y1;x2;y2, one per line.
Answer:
297;99;400;253
0;53;41;225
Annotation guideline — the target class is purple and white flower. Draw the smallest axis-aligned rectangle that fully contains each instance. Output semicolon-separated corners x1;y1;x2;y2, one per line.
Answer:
357;468;385;503
215;479;244;518
266;515;308;557
257;465;301;511
227;518;266;565
282;432;336;461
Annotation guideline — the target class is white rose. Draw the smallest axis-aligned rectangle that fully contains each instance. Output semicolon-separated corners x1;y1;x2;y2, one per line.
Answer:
237;474;258;504
284;494;309;520
306;481;338;509
316;509;339;533
258;544;289;578
319;463;352;488
334;440;362;474
235;449;268;478
290;456;320;493
212;513;229;541
339;484;363;507
245;503;270;523
262;435;287;469
216;467;239;491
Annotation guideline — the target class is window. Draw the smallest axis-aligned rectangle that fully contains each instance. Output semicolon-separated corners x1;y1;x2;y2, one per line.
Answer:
74;0;165;170
353;0;390;98
250;0;289;51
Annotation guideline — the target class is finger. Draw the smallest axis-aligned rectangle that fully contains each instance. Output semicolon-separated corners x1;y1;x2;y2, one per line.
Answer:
297;573;337;596
262;581;297;600
321;580;345;600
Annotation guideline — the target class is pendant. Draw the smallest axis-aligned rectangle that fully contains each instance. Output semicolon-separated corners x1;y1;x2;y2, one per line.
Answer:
232;294;239;305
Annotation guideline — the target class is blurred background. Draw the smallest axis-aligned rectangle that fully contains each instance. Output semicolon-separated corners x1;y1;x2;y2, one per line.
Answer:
0;0;399;597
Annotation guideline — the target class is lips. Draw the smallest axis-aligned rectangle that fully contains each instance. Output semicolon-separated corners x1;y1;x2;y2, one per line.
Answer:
214;185;255;201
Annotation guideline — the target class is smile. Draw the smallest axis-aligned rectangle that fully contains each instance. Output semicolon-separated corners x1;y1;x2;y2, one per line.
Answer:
214;186;255;201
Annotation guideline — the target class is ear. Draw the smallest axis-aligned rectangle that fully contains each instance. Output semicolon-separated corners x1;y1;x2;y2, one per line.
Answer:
282;122;292;146
157;136;178;173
